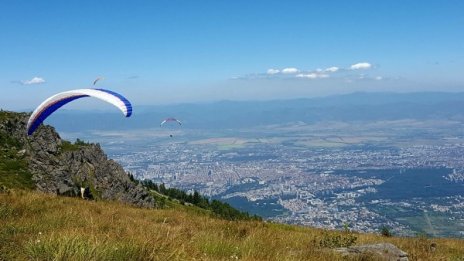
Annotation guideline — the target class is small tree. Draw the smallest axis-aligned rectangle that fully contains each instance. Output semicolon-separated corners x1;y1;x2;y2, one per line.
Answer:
380;226;392;237
159;183;167;194
192;190;201;205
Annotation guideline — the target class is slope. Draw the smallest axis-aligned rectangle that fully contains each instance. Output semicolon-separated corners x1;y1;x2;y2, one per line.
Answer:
1;190;464;260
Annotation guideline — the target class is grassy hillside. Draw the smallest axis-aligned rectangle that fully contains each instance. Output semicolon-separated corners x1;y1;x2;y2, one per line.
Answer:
1;190;464;260
0;112;34;190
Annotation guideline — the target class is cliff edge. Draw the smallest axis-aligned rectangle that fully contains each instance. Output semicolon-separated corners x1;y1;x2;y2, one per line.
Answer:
0;110;154;207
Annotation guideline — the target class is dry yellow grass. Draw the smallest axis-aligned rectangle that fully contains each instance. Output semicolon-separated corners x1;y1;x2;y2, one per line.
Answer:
1;190;463;261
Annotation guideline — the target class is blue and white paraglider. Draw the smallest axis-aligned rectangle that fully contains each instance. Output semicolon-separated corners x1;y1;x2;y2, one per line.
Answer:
27;88;132;135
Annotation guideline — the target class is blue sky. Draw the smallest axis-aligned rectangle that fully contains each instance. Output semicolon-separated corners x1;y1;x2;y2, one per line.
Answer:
1;1;463;110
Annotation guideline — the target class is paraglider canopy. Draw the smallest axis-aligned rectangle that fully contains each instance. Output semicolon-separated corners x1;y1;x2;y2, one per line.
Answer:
93;77;104;85
27;88;132;135
160;118;182;138
160;118;182;127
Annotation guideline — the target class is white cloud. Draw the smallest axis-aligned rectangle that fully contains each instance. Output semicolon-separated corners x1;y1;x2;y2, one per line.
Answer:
296;73;317;79
350;62;372;70
237;62;377;80
296;73;329;79
21;77;45;85
375;76;383;80
324;66;339;73
267;69;280;75
282;67;299;74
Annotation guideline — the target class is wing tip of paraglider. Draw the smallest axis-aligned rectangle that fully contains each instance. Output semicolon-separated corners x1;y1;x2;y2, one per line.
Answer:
94;88;133;117
26;125;35;136
125;106;133;117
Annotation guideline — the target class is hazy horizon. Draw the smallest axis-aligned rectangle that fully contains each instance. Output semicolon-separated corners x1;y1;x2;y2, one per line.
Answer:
4;90;464;112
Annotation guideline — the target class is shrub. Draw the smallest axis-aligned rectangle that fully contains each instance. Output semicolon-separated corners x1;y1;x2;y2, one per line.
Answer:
380;226;392;237
318;232;357;248
60;141;80;152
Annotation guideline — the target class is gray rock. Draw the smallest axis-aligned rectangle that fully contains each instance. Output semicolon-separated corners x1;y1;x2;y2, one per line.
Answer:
1;112;155;208
335;243;408;261
17;149;26;157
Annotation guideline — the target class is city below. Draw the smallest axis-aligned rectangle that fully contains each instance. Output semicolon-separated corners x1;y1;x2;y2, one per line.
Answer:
64;119;464;238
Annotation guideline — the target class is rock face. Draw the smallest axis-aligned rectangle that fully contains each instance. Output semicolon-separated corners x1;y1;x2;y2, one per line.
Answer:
0;111;155;208
335;243;409;261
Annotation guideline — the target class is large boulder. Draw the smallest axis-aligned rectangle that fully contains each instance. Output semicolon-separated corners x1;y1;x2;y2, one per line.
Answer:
335;243;408;261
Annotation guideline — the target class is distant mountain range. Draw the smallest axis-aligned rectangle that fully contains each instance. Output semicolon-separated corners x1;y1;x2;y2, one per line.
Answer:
35;91;464;131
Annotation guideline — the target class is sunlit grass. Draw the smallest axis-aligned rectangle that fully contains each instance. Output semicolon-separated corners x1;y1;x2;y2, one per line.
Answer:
1;190;463;260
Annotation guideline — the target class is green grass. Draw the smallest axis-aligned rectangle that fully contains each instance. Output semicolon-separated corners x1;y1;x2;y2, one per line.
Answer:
60;139;91;152
0;165;34;190
0;133;34;190
25;235;153;261
60;140;81;152
0;112;34;190
1;190;463;261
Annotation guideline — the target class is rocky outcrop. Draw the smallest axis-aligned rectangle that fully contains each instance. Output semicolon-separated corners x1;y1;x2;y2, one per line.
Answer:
0;111;155;208
335;243;408;261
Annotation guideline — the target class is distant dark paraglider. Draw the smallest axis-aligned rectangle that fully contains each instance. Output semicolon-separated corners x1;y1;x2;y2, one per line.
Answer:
160;118;182;127
27;88;132;135
93;77;104;85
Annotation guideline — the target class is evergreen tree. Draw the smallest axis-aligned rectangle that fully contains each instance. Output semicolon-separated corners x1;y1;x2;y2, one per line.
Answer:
192;191;201;205
139;179;262;221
